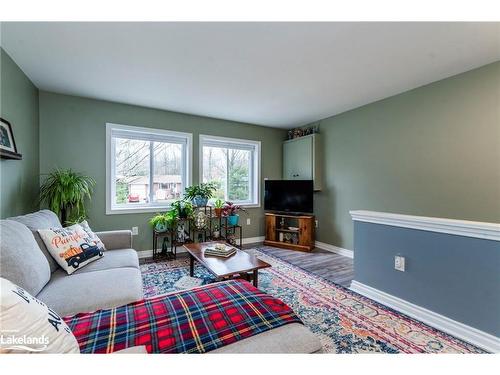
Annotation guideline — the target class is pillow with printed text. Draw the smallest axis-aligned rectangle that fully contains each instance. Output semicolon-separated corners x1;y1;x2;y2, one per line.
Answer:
38;224;104;275
0;277;79;353
67;220;106;252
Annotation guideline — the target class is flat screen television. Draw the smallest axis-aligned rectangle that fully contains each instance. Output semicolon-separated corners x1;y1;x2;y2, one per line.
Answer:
264;180;313;214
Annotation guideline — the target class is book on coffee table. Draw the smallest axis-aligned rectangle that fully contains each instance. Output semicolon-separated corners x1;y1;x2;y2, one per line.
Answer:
204;244;237;258
204;249;237;258
205;243;236;258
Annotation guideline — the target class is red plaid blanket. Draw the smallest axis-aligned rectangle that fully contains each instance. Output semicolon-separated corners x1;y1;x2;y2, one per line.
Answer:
63;280;301;353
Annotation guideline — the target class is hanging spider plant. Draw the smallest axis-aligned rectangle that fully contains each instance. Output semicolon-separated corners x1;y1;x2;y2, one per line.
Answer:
39;169;95;225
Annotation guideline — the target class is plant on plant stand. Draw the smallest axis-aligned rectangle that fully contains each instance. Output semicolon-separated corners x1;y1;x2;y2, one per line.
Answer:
39;168;95;225
222;201;247;226
213;198;224;217
184;182;217;207
149;210;178;232
171;199;194;219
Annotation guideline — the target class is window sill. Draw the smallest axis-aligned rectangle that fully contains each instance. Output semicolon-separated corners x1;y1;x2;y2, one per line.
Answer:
237;203;261;209
106;202;261;215
106;206;173;215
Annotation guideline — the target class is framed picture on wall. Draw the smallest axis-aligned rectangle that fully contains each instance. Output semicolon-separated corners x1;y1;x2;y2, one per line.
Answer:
0;118;22;160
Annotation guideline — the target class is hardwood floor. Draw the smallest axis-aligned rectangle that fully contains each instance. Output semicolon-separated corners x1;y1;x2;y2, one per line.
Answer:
249;244;354;287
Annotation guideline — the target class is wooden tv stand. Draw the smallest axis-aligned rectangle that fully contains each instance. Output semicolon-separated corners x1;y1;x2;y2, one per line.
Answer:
264;213;315;252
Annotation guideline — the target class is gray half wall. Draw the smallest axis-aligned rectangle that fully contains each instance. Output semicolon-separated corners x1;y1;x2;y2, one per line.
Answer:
353;221;500;336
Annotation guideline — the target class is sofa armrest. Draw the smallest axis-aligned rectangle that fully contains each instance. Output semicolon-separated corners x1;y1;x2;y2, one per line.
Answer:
113;346;147;354
96;230;133;250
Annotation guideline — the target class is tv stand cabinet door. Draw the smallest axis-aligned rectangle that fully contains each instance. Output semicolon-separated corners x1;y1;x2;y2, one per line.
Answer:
298;217;314;248
265;214;277;241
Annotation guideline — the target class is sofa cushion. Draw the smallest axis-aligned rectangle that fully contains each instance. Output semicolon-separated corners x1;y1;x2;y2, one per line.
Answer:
36;267;143;316
0;220;51;296
9;210;63;273
72;249;139;274
0;277;80;353
209;322;322;353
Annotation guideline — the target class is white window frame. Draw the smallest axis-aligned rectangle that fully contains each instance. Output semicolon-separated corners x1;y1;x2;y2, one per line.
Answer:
106;123;192;214
199;134;261;207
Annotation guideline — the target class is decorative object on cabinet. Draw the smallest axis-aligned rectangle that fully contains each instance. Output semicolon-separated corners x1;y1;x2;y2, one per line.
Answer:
0;118;22;160
287;124;319;140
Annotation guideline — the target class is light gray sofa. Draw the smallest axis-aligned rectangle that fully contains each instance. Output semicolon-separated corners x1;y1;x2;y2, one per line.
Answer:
0;210;143;316
0;209;322;353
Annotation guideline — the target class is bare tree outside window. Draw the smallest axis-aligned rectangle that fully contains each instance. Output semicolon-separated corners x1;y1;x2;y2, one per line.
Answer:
202;145;251;202
114;138;184;205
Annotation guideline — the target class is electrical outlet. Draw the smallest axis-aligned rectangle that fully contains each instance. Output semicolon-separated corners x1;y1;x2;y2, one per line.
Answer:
315;220;318;228
394;255;405;272
131;226;139;236
246;218;251;225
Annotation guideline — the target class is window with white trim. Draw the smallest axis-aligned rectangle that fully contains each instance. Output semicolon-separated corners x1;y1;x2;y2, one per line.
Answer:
106;123;191;214
200;135;260;206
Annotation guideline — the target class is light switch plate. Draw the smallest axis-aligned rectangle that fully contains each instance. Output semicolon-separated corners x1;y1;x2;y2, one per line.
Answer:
132;226;139;235
394;255;405;272
246;218;251;225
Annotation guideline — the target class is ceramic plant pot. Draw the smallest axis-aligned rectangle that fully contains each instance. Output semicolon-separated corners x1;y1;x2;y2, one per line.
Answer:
193;196;208;207
155;223;167;232
227;214;239;226
214;207;223;217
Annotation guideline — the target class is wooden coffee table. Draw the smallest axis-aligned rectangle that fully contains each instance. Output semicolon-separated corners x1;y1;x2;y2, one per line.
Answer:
183;241;271;287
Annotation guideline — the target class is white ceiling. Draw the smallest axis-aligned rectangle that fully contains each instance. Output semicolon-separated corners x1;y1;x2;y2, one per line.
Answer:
1;22;499;128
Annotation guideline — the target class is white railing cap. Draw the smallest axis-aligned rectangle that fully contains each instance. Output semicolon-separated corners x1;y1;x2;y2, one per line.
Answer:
350;210;500;241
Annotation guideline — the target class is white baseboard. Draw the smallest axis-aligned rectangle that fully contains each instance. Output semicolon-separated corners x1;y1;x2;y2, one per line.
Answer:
315;241;354;258
242;236;265;245
350;280;500;353
136;236;265;259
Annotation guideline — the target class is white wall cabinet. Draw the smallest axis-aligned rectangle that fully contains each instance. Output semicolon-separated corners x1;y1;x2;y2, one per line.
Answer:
283;134;322;191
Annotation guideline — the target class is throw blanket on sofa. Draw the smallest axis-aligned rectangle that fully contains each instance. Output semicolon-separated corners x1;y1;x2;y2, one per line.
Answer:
63;280;301;353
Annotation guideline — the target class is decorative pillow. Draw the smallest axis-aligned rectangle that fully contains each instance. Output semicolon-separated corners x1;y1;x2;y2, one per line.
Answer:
38;225;104;275
67;220;106;252
0;277;80;353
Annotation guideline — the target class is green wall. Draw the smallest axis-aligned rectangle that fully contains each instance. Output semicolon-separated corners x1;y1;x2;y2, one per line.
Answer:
39;91;285;252
312;61;500;250
0;48;40;218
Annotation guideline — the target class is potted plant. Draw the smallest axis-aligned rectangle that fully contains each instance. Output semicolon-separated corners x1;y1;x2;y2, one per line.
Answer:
184;182;217;207
149;213;168;232
171;199;194;219
222;201;247;226
149;210;178;232
213;198;224;217
39;168;95;225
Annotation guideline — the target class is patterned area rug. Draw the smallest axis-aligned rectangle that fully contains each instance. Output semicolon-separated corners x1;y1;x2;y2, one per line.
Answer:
140;247;485;353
